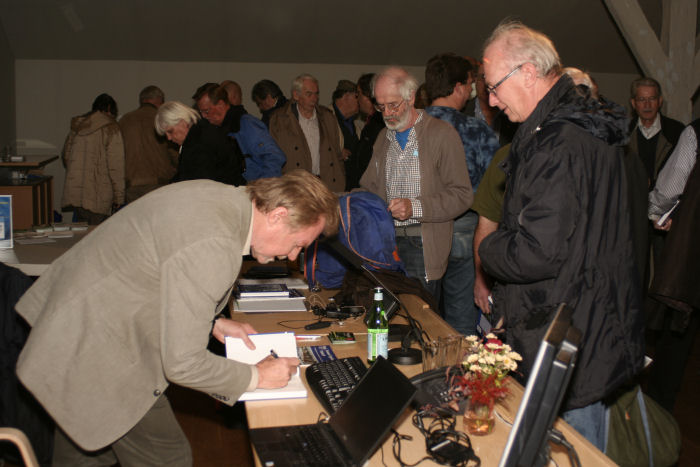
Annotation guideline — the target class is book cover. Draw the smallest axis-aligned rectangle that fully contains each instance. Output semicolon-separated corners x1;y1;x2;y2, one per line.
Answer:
297;345;337;365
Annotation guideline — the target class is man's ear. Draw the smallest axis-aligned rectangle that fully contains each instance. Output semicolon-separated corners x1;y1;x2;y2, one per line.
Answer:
522;63;538;88
658;95;664;108
267;206;289;225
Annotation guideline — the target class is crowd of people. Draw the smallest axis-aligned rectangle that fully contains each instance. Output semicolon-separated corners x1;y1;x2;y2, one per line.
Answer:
15;18;699;465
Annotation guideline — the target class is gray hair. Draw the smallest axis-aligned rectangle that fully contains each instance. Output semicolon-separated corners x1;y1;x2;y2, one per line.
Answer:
371;67;419;101
630;77;662;99
154;101;200;135
483;20;561;78
291;74;318;95
563;67;598;99
139;85;164;105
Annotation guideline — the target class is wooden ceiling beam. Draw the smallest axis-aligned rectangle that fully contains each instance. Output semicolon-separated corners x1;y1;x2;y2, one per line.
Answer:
605;0;697;123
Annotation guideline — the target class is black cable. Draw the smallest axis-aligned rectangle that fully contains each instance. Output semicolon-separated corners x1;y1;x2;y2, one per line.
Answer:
390;429;431;467
548;428;581;467
410;408;481;466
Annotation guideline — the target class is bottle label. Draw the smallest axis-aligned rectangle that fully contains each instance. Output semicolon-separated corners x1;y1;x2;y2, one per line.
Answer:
367;328;389;361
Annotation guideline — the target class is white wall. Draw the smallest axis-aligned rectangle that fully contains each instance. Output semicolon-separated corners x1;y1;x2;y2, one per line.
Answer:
14;59;639;216
0;24;15;150
15;59;426;214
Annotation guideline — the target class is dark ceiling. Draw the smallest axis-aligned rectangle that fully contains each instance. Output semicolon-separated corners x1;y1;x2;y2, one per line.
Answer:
0;0;663;74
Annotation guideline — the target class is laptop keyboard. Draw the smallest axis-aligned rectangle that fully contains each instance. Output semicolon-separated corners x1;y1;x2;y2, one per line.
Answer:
286;425;347;466
305;357;367;413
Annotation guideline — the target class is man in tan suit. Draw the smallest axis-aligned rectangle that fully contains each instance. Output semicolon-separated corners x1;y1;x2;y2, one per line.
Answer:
269;74;345;192
15;170;338;466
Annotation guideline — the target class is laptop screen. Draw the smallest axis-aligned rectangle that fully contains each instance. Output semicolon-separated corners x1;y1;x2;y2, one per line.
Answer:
329;357;416;464
324;238;402;320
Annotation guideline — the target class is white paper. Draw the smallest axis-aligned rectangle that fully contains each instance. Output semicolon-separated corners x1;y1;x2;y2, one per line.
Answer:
225;332;297;363
225;332;306;401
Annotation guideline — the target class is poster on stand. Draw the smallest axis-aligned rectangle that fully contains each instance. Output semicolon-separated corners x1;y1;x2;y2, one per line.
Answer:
0;195;13;249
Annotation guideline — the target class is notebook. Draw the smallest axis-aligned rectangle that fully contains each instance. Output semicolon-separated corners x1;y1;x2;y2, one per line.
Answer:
249;356;416;467
225;332;307;401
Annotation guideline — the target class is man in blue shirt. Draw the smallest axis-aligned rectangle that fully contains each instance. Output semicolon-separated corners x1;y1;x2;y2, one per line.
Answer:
194;83;286;181
424;53;499;335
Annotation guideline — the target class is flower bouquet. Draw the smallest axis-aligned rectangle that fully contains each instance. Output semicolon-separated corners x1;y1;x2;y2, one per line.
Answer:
452;334;522;435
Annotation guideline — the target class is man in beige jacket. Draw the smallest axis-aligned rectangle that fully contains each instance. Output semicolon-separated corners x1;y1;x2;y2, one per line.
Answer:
16;170;338;466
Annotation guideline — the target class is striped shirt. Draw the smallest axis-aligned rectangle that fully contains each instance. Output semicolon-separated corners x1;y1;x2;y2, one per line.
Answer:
648;124;698;220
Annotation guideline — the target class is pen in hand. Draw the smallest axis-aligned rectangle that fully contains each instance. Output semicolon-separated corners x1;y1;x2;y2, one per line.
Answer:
270;349;279;359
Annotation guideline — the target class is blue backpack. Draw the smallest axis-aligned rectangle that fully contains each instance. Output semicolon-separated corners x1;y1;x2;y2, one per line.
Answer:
305;191;404;289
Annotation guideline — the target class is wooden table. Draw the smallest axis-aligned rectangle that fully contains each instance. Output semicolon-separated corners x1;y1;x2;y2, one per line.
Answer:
0;155;59;230
0;154;59;170
0;228;91;276
233;293;615;466
0;176;54;229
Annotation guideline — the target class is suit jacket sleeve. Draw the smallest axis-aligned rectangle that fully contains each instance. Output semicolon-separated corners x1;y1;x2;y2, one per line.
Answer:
159;237;253;403
416;121;473;222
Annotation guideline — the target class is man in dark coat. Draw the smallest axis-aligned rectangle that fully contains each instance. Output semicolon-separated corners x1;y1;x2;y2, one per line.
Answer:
647;119;700;412
479;20;644;451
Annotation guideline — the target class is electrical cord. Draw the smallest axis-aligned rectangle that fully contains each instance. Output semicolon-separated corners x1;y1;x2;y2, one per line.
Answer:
390;429;431;467
410;407;481;466
548;428;581;467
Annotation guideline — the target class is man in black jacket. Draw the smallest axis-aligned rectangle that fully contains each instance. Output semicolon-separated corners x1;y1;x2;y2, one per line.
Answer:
479;20;644;451
353;73;385;188
626;77;685;293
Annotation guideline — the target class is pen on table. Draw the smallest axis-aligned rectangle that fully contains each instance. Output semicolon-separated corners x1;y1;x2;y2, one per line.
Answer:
270;349;279;359
295;335;322;341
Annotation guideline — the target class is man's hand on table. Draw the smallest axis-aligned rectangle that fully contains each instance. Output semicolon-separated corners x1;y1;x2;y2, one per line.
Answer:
212;317;257;348
257;356;301;389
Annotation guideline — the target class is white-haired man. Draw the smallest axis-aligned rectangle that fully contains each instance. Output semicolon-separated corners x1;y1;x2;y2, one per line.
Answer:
269;74;345;192
360;67;472;300
478;21;644;450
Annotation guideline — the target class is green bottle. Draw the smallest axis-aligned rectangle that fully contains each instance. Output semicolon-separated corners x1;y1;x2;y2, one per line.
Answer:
367;287;388;363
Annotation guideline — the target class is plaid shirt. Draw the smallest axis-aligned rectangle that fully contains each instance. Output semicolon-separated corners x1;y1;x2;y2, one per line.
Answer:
386;112;424;226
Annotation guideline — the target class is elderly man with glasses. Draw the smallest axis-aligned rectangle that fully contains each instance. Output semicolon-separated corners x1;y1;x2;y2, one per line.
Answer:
359;66;471;301
478;20;644;451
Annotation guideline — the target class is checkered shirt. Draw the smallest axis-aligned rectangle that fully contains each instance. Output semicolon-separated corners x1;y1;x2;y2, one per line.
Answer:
385;111;424;226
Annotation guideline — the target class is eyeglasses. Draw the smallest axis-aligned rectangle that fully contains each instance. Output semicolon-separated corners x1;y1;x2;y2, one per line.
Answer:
634;96;659;103
374;100;404;113
486;63;525;97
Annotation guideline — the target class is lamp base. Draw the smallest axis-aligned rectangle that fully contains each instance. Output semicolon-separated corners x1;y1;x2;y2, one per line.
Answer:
388;347;422;365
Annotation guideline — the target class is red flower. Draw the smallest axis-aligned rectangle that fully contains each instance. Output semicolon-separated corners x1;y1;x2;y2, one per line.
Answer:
451;372;510;406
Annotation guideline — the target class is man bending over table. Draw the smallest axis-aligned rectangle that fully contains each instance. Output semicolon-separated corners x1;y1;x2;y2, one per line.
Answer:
15;170;339;466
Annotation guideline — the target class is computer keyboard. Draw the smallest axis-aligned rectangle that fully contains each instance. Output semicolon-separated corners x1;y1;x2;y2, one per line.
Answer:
305;357;367;413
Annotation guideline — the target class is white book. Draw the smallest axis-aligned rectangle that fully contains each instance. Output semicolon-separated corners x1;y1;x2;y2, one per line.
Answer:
234;290;307;313
225;332;307;401
656;199;680;227
237;276;309;290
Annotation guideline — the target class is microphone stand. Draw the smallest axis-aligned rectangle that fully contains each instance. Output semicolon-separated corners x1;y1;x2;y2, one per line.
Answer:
388;305;430;365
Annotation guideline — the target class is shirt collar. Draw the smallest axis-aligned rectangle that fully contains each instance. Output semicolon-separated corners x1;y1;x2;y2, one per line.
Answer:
243;201;253;255
637;113;661;139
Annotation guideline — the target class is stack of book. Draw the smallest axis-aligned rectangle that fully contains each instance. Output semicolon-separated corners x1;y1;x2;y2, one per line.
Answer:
234;283;307;312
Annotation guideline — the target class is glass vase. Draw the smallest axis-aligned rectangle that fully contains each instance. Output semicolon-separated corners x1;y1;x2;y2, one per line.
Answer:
463;397;495;435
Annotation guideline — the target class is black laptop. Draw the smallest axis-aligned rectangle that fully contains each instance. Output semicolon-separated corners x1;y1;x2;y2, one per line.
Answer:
249;356;416;467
